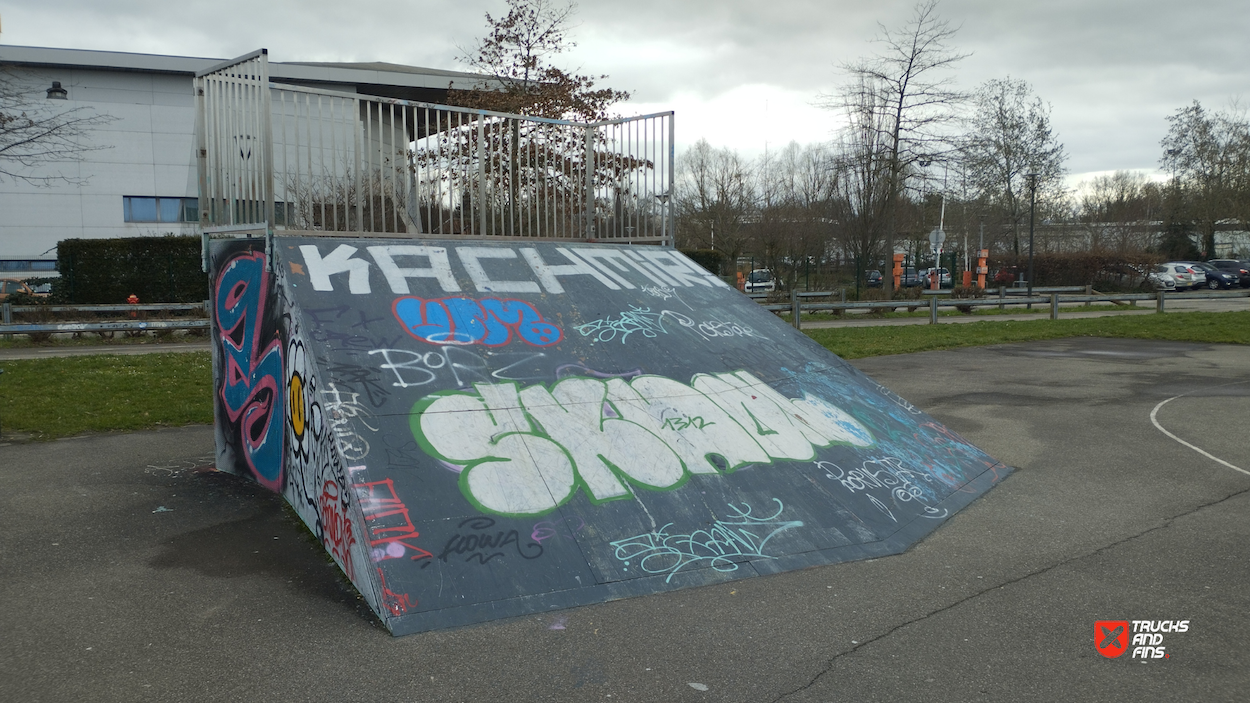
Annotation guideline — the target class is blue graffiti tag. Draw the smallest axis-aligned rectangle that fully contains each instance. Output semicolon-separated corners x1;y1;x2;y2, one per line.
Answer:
393;296;562;347
215;251;285;489
609;499;803;582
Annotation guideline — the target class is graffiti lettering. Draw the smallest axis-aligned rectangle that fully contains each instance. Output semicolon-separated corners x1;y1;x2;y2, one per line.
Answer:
296;243;728;295
215;251;285;489
322;359;391;408
319;479;357;580
413;371;873;516
693;320;767;341
817;457;948;521
661;415;714;431
531;516;586;544
369;346;550;390
438;516;543;565
642;284;675;300
576;307;764;344
393;296;562;347
353;478;434;564
574;307;693;344
323;382;376;460
877;383;922;415
610;499;803;582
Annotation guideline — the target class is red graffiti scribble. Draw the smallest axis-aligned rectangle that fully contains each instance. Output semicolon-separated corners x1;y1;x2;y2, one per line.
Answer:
377;566;416;616
354;478;434;564
319;480;356;581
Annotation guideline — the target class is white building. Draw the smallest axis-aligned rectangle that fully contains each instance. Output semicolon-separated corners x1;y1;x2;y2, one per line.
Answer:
0;45;491;275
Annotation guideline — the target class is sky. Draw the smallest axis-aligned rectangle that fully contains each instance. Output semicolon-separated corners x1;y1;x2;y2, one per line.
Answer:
2;0;1247;187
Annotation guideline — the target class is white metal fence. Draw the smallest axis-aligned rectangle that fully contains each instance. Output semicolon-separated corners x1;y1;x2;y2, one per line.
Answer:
196;50;674;244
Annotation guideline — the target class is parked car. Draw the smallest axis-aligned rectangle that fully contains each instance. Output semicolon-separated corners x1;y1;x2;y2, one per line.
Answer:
865;270;883;288
899;267;923;287
0;278;36;302
1162;263;1201;290
917;267;952;287
1143;265;1177;291
1181;261;1239;289
743;268;776;293
1207;259;1250;287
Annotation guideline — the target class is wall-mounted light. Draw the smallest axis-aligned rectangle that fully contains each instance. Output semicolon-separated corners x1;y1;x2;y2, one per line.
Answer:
46;81;68;99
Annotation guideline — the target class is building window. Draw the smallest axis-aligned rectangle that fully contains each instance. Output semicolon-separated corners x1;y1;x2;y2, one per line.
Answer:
123;196;199;223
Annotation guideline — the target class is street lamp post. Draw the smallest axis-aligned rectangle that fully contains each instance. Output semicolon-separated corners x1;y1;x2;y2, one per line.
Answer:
1026;173;1038;307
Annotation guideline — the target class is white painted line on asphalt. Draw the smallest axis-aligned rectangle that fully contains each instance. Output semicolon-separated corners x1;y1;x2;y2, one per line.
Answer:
1150;382;1249;477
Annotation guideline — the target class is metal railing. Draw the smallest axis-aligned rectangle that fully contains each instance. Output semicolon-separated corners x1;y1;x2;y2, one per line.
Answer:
764;289;1250;329
0;302;210;338
196;49;675;248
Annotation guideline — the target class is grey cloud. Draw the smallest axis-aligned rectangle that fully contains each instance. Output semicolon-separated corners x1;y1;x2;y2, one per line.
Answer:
4;0;1246;174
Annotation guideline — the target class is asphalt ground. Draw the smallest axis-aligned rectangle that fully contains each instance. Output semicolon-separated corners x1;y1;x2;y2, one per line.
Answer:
1;336;1246;702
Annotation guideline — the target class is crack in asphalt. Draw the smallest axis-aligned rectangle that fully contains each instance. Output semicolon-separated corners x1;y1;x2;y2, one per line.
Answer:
768;484;1250;703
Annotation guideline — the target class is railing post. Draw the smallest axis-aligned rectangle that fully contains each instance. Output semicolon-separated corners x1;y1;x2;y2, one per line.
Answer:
585;126;596;239
2;302;10;341
1085;284;1092;306
791;289;801;330
1050;293;1058;320
998;285;1005;310
929;295;938;324
1157;289;1165;313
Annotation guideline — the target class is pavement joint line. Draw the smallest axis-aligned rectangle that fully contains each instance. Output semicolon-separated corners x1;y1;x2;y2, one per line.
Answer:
767;484;1250;703
1149;380;1250;477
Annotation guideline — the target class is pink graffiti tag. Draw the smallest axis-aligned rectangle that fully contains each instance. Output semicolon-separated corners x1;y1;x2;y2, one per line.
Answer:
393;296;562;347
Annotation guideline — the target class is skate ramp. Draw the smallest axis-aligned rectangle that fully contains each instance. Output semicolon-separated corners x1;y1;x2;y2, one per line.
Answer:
209;236;1009;635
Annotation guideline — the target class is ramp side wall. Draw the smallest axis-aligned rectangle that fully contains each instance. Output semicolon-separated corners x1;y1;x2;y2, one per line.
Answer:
209;239;387;625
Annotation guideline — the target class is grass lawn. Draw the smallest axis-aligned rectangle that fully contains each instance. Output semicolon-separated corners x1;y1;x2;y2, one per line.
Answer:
0;352;213;441
807;310;1250;359
0;310;1247;441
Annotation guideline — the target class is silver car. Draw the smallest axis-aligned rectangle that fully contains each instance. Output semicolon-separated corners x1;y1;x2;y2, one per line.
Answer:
1146;265;1177;291
1163;262;1201;290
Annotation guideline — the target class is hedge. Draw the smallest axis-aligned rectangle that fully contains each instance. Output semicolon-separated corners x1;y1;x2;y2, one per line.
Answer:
56;236;208;304
989;251;1163;289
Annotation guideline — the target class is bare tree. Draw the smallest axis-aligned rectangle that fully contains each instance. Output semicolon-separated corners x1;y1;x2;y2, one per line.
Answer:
824;0;968;292
1160;100;1250;256
0;68;115;185
675;139;755;262
754;142;837;289
828;76;894;285
1076;171;1163;252
960;76;1067;256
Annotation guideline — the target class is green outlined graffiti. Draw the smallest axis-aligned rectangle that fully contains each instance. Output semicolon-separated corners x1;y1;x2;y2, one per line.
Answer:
411;370;874;517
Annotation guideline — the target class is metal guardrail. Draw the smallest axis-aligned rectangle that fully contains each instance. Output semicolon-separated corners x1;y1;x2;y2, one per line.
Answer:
6;303;207;314
921;286;1088;296
0;320;210;334
0;301;210;338
766;288;1250;329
